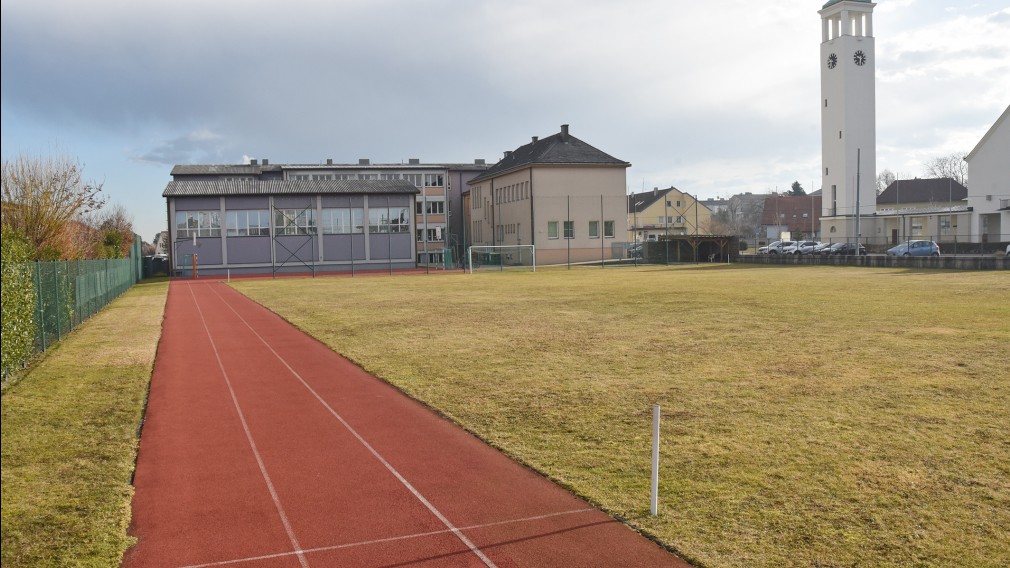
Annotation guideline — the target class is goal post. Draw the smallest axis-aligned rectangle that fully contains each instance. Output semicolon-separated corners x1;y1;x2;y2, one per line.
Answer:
467;245;536;273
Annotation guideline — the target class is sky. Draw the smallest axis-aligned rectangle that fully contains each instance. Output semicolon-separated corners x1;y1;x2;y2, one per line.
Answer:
2;0;1008;242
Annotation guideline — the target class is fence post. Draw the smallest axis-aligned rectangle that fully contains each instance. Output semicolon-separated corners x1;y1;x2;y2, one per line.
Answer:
35;262;46;352
651;404;660;516
55;262;62;341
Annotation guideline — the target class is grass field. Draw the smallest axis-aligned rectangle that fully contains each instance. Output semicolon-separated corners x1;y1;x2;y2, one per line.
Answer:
233;265;1010;568
1;280;168;567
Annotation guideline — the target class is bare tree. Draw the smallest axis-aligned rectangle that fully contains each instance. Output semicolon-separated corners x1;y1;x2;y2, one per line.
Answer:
922;152;968;186
876;169;896;195
1;153;105;258
92;203;135;258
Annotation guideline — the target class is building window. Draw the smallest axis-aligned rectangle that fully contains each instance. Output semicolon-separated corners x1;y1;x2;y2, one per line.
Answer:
291;174;310;181
426;200;445;215
589;220;600;238
368;206;410;234
312;174;334;180
424;173;444;187
563;221;574;239
417;252;444;264
381;173;400;180
274;209;316;236
604;220;615;238
359;174;378;180
336;174;356;180
226;210;270;236
547;221;559;239
321;208;363;234
176;211;221;238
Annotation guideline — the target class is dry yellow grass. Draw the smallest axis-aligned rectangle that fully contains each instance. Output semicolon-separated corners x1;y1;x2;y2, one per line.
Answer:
233;265;1010;567
1;280;169;567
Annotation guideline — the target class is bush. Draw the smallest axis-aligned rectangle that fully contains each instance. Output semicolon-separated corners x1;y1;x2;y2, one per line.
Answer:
1;227;37;378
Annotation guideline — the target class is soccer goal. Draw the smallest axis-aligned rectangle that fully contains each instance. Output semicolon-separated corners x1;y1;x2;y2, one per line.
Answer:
467;245;536;273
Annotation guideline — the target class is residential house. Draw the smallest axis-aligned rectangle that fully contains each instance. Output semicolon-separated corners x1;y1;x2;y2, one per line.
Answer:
627;187;711;242
759;194;822;242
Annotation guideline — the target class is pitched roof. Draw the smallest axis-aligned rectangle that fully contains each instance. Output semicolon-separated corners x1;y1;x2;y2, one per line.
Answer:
877;178;967;205
163;179;419;197
171;161;490;176
966;104;1009;161
470;125;629;184
628;187;680;214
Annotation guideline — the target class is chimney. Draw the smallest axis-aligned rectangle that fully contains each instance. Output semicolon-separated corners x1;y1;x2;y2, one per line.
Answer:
653;187;658;196
326;158;333;165
408;158;420;165
250;159;258;165
359;158;370;165
560;124;569;140
262;159;269;165
474;159;485;165
504;151;512;158
532;136;538;144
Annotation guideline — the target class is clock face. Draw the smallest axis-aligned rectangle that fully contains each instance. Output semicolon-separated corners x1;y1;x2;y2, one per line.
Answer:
853;50;867;66
827;53;837;69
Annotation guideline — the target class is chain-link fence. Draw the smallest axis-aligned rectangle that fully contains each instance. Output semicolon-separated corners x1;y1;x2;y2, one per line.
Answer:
32;258;140;351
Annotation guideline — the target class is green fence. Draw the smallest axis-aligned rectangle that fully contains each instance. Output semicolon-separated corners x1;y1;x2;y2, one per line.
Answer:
31;258;139;352
1;235;143;378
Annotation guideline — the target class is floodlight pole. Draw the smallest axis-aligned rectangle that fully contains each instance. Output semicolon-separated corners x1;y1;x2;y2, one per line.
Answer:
855;148;862;255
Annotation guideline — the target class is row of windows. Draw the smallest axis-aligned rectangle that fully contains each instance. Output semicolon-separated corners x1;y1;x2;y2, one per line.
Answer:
286;172;443;187
417;252;444;264
176;208;409;238
416;227;444;242
547;220;616;239
655;215;686;224
415;200;445;215
496;181;529;204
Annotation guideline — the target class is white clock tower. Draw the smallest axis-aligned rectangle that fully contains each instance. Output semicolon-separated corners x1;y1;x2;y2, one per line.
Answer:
819;0;876;240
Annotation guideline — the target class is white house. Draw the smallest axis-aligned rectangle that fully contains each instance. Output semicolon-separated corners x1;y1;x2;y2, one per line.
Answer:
965;104;1010;248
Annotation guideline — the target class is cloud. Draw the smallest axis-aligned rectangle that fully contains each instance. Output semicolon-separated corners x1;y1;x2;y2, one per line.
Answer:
134;129;230;165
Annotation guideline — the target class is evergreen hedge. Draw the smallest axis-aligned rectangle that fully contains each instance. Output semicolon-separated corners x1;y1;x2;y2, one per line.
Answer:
1;227;37;379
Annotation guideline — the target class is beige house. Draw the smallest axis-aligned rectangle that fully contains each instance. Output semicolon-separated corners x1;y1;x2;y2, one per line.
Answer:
466;125;630;265
627;186;711;242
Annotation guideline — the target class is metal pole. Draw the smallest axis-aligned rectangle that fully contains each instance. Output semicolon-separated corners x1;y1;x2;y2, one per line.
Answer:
651;404;660;516
855;149;861;255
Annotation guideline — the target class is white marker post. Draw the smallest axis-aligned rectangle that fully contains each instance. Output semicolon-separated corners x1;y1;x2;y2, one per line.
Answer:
651;404;660;516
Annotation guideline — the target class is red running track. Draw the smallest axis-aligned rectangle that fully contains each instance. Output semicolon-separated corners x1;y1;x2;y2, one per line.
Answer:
123;280;690;568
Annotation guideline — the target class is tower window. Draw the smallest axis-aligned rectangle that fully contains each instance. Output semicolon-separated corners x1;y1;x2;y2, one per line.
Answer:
825;168;829;175
825;99;828;108
839;130;843;139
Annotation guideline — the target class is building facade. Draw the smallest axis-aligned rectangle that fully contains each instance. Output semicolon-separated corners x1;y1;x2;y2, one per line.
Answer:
819;0;877;241
466;125;630;265
759;194;823;241
628;187;711;242
965;104;1010;248
164;159;489;275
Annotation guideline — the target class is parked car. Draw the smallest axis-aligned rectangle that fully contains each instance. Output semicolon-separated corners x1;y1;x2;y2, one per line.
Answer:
766;241;795;254
758;241;781;254
791;241;821;255
886;240;940;257
828;242;866;256
812;242;834;255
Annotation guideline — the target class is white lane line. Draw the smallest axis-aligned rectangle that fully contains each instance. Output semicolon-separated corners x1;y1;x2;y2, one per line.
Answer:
178;507;598;568
209;284;498;568
186;283;310;568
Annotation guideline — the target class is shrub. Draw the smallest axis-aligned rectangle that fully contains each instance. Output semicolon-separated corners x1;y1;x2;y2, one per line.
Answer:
1;227;37;378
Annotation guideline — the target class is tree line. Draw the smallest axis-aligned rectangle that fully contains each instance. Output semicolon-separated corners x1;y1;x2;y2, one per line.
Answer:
1;152;135;261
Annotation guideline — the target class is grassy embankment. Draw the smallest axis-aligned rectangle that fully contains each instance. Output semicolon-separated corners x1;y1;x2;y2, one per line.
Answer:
234;265;1009;568
1;280;168;567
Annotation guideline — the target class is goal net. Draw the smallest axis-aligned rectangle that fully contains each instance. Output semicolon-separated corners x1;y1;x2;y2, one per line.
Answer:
467;245;536;273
